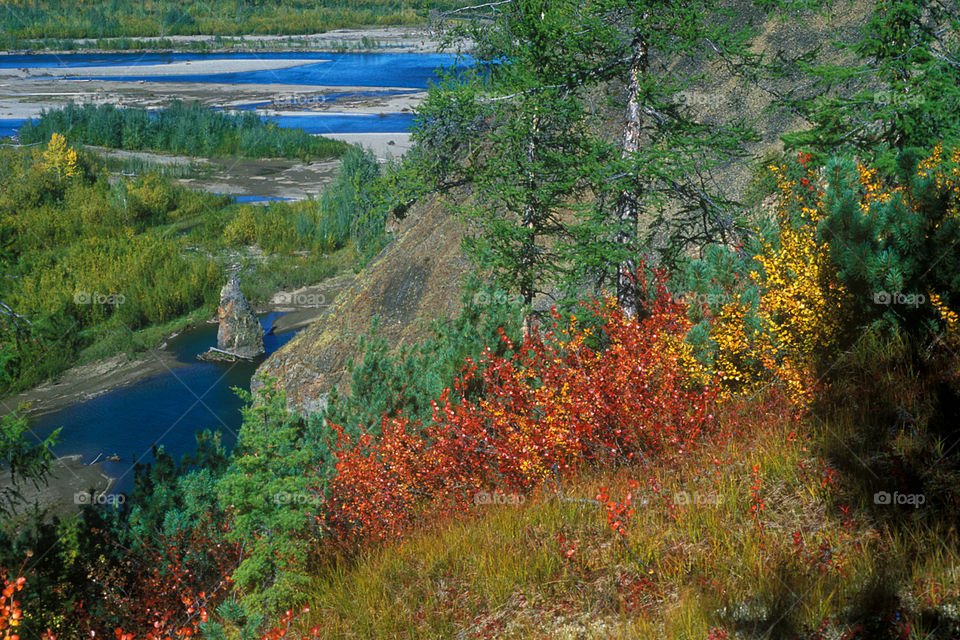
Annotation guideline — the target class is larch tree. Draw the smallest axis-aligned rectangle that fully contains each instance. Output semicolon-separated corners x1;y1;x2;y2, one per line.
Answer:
438;0;766;315
783;0;960;162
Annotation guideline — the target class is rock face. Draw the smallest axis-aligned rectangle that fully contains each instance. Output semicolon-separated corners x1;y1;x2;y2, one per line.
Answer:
214;274;264;359
254;188;471;415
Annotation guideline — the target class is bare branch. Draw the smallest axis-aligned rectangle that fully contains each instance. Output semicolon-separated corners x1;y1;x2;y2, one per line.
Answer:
439;0;511;18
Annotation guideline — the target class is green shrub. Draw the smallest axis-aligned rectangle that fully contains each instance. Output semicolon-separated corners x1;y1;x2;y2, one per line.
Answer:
20;102;349;161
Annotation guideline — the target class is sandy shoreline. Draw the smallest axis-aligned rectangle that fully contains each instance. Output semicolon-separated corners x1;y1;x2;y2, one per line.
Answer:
324;132;412;157
3;26;457;55
0;348;189;419
1;455;116;520
263;272;356;334
20;58;326;78
0;34;437;167
0;77;423;162
0;82;423;118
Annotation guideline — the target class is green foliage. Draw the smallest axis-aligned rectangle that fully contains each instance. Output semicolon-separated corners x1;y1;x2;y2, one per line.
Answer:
0;127;390;394
20;102;349;161
436;0;763;305
463;85;596;306
410;70;494;189
0;410;59;517
782;0;960;163
0;506;122;634
323;276;525;435
817;148;960;337
0;141;227;394
221;146;402;259
0;0;466;44
125;431;230;549
215;380;322;615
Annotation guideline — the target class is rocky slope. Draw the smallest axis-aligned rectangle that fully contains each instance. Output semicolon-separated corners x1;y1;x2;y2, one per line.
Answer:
254;188;471;415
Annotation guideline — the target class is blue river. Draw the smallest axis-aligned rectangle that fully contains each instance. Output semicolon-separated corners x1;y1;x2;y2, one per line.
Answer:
1;50;469;494
1;51;469;87
0;51;468;138
30;315;298;494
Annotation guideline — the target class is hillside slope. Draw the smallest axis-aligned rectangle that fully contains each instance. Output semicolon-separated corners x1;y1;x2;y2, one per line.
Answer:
257;0;872;415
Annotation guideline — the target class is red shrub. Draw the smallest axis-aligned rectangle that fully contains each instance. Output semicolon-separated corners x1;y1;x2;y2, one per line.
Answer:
97;518;240;640
326;273;719;544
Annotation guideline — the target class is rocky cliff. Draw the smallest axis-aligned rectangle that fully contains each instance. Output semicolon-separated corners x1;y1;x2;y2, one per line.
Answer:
254;189;471;414
211;274;265;360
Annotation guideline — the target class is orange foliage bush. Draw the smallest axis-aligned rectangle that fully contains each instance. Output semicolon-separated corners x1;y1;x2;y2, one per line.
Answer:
0;571;25;640
325;272;719;544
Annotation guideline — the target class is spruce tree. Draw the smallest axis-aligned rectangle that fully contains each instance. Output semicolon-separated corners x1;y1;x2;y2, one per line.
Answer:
783;0;960;162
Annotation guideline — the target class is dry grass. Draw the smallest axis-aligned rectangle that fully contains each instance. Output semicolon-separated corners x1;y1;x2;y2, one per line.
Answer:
296;388;960;639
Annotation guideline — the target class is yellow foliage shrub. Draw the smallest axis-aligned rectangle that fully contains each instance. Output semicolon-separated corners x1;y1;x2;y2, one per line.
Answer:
701;155;852;406
40;132;80;180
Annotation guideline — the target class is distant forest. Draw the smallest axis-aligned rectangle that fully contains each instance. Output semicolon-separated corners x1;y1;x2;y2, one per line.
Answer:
0;0;465;41
20;102;350;161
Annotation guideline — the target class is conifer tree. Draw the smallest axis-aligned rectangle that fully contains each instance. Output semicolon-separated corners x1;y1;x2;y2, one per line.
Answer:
439;0;763;313
817;147;960;338
783;0;960;162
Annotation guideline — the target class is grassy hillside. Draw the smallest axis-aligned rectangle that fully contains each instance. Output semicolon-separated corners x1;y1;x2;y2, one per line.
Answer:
300;382;960;638
3;0;960;638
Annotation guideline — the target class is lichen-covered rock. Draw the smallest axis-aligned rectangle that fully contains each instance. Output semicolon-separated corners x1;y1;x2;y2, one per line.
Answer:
254;189;470;415
215;274;264;359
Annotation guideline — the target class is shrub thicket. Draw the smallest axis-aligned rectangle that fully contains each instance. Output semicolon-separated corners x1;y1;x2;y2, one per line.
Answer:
20;102;349;161
0;0;465;43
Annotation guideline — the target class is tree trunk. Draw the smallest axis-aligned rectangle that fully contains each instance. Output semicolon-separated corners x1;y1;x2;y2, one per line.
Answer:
521;110;540;332
616;33;648;317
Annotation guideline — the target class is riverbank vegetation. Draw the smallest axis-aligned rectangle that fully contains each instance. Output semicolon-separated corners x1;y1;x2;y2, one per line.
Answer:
20;102;350;161
0;135;401;395
2;0;960;638
0;135;225;393
0;0;467;48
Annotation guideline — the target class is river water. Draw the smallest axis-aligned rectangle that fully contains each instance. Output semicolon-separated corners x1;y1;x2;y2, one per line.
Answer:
0;51;468;138
0;51;467;88
6;50;465;492
29;315;298;494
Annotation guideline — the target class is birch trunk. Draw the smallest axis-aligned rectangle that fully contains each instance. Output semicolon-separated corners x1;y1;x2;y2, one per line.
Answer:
521;111;540;333
616;33;648;317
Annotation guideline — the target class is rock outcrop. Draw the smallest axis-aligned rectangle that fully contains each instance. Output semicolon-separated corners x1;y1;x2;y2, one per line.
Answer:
254;188;471;415
201;274;264;361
